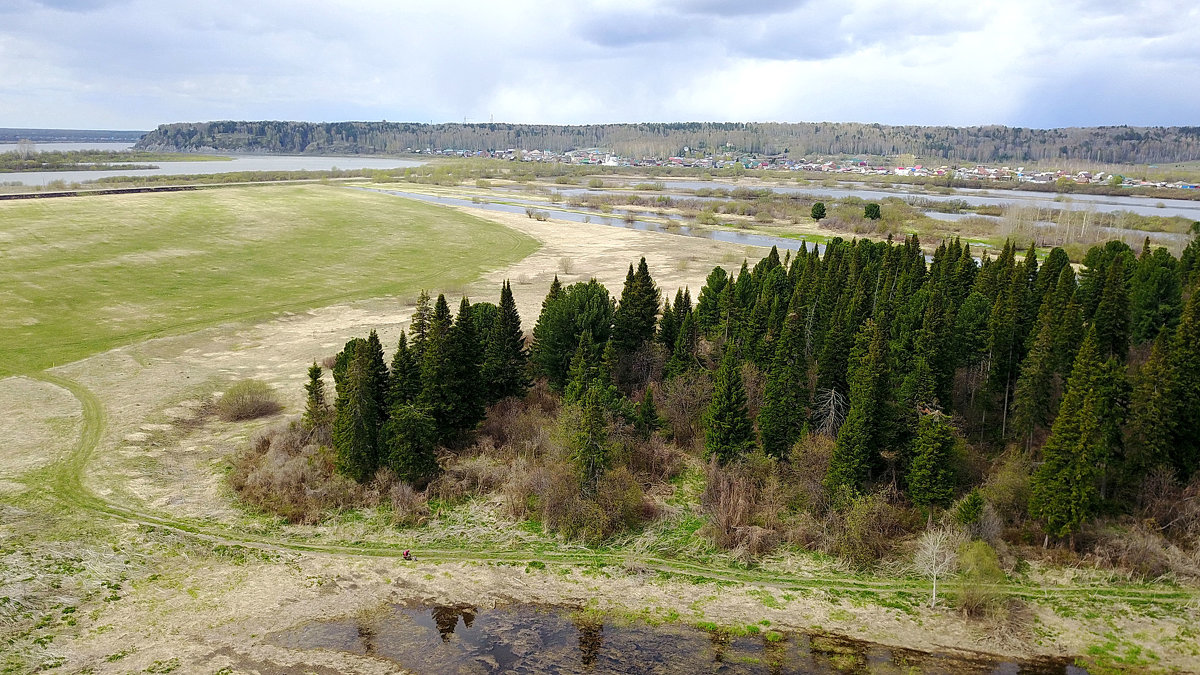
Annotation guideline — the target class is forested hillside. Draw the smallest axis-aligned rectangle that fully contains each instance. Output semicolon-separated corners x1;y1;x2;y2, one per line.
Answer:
136;120;1200;164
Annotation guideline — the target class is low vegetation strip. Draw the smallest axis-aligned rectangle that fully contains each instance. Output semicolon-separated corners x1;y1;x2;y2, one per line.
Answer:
33;371;1198;608
0;184;537;375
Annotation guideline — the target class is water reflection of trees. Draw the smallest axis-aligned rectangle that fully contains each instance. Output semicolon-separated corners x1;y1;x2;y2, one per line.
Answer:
430;605;476;642
573;616;604;668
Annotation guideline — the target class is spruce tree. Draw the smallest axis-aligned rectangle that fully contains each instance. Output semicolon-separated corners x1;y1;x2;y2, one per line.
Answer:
564;330;601;404
418;296;457;442
828;319;889;492
387;331;421;408
1011;309;1057;448
410;290;433;358
1129;243;1182;344
531;279;614;388
481;281;530;402
634;387;663;440
366;329;390;420
1030;330;1126;544
811;202;826;222
332;347;381;483
380;404;439;485
696;266;729;336
332;337;365;391
704;348;755;464
657;297;678;350
1092;256;1131;361
302;362;331;430
571;389;611;493
665;311;699;377
1124;332;1175;484
612;257;660;356
907;411;956;508
758;308;811;460
1167;283;1200;478
448;297;486;434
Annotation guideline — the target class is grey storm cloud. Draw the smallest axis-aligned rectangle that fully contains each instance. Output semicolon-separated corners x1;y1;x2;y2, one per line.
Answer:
0;0;1197;129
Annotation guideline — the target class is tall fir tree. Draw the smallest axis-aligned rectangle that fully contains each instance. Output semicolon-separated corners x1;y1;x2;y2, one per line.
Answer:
633;387;663;439
704;348;755;464
758;306;812;459
1124;332;1175;485
1129;242;1182;344
410;290;433;358
387;331;421;408
1030;330;1127;545
1011;308;1058;448
612;257;660;356
906;411;956;508
332;346;381;483
1166;282;1200;478
1092;256;1131;361
695;266;729;336
302;362;331;430
828;318;890;492
380;404;440;485
365;329;390;421
481;280;530;402
571;389;612;494
665;311;700;377
447;297;486;435
657;296;678;350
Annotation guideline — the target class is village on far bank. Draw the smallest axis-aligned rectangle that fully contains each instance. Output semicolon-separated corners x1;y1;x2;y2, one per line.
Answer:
412;145;1200;190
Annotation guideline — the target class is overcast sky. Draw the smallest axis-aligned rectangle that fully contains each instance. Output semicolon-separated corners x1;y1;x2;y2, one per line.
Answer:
1;0;1197;131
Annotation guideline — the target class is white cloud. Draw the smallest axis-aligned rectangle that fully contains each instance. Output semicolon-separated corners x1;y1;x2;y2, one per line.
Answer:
0;0;1196;129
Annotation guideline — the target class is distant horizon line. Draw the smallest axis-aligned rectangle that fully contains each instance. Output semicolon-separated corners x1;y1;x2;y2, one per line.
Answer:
5;118;1200;135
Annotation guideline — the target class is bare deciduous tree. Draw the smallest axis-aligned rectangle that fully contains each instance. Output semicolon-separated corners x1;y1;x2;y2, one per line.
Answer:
914;527;961;608
813;387;847;438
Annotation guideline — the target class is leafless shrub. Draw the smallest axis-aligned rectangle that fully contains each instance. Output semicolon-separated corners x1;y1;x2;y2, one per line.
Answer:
558;256;574;274
1089;523;1200;580
786;434;834;513
616;342;666;392
701;456;784;559
660;370;713;449
390;482;430;527
739;362;766;420
982;451;1032;526
826;485;918;568
321;354;338;370
427;455;508;502
478;394;557;458
216;380;283;422
229;420;384;524
627;433;684;482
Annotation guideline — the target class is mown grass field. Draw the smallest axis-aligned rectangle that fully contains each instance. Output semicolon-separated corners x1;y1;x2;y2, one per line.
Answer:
0;184;538;375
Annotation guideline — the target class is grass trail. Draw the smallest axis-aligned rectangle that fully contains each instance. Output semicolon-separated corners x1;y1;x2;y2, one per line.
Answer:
31;371;1200;608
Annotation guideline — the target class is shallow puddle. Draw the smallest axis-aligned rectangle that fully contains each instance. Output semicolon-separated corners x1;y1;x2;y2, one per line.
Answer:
269;603;1086;674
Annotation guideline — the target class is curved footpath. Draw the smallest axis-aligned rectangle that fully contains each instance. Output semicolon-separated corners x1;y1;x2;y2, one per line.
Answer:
32;370;1199;607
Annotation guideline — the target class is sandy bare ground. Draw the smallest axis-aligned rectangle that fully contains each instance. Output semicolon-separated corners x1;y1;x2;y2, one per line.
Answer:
4;206;1196;673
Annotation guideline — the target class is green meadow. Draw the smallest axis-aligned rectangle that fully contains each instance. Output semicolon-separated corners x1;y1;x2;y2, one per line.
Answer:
0;184;537;375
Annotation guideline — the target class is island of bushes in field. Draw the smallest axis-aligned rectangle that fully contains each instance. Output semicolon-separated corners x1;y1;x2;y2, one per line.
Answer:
232;228;1200;583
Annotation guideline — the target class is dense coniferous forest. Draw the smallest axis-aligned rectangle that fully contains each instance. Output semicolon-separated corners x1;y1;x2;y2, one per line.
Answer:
136;120;1200;164
261;228;1200;565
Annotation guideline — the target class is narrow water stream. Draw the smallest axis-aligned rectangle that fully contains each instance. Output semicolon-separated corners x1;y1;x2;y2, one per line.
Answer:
269;602;1086;674
359;187;826;253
